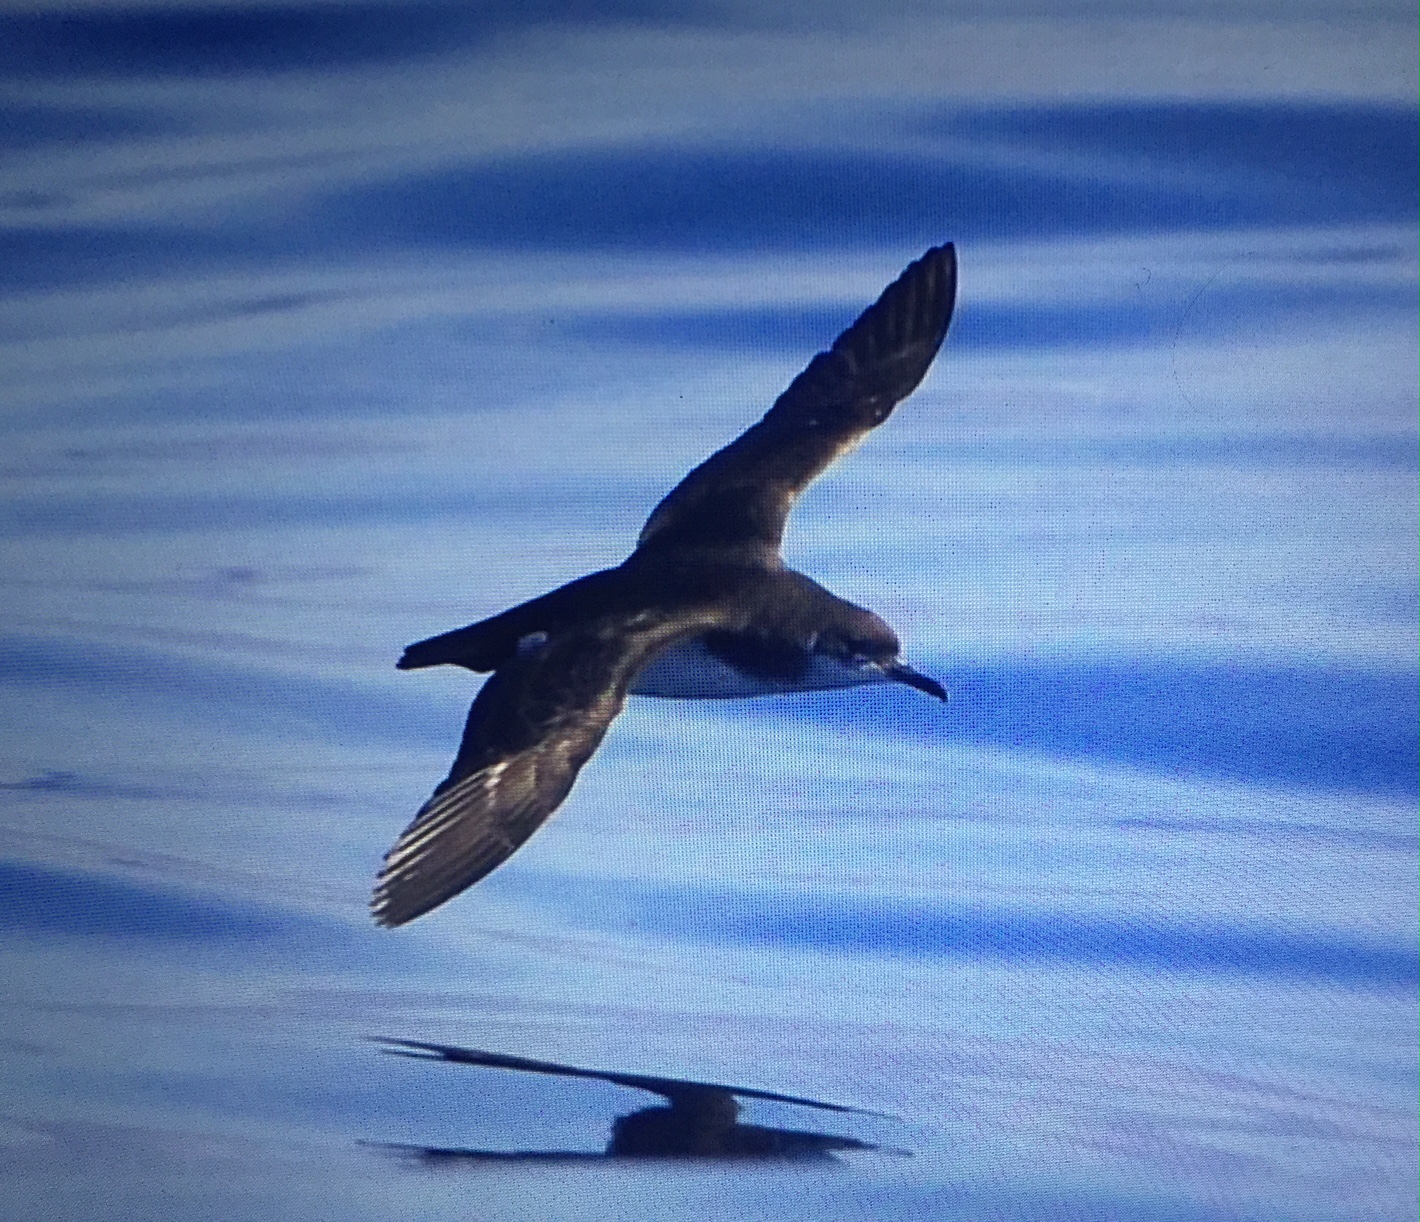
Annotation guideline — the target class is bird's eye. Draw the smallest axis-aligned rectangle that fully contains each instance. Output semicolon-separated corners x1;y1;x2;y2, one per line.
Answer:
832;639;874;665
516;631;550;655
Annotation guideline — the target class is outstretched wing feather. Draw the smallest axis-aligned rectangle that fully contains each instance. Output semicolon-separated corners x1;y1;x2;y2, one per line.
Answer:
636;244;956;553
373;617;701;926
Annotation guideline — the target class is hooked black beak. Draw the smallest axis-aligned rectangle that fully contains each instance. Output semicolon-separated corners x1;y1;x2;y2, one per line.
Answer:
882;660;948;702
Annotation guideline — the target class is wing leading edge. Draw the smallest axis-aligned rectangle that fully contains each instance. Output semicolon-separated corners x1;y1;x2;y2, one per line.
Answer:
636;244;956;555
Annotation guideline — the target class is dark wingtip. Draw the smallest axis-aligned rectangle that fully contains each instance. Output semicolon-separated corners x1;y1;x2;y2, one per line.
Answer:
907;242;956;296
370;883;419;928
922;242;958;334
922;241;956;273
371;872;420;927
854;241;958;394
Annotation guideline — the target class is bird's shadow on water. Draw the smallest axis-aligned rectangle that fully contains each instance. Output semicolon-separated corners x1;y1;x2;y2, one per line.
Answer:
362;1039;905;1166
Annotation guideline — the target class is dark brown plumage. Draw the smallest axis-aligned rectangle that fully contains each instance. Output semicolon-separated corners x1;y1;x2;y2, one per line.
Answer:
374;245;957;926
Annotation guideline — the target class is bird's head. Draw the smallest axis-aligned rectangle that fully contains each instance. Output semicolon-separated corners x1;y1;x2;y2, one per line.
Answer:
818;613;948;703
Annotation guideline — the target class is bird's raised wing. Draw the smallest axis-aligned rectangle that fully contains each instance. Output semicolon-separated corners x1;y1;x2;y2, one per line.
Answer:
373;1038;885;1116
636;244;956;556
372;614;713;926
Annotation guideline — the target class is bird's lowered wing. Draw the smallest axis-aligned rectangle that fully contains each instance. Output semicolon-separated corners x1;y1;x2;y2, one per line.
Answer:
636;244;956;555
373;1038;887;1117
372;613;716;926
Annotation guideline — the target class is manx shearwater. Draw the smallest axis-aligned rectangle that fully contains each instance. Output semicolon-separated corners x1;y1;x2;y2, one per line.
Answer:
374;244;957;926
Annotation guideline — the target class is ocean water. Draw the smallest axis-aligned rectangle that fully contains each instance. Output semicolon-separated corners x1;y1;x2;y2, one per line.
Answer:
1;9;1416;1220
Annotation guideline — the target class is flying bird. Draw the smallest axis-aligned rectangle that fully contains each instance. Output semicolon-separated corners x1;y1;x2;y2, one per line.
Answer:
374;244;957;926
369;1037;898;1161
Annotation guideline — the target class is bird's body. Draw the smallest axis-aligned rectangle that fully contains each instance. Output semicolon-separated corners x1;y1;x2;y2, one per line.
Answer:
374;244;958;926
